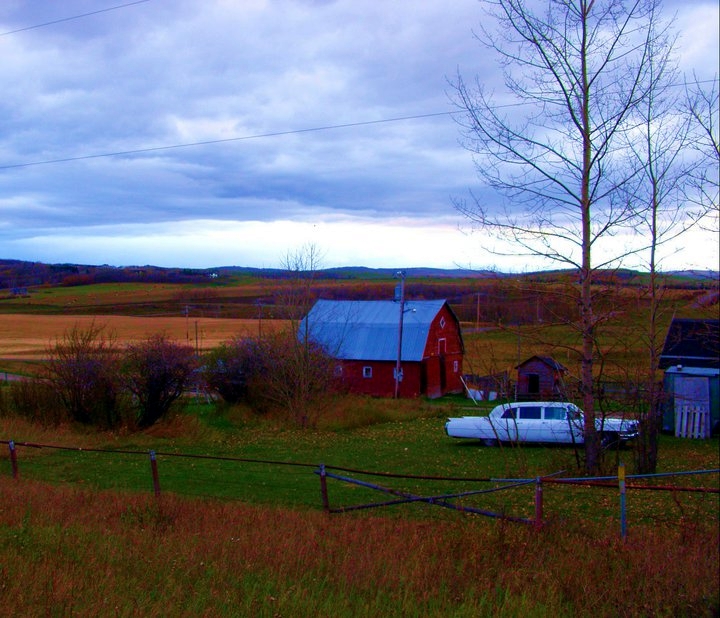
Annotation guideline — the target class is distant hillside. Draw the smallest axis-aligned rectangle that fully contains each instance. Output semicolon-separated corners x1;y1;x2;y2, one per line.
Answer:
215;265;500;280
0;260;501;289
1;258;717;290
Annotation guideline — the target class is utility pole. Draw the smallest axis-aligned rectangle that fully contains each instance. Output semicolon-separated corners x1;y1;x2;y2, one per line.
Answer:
394;271;406;399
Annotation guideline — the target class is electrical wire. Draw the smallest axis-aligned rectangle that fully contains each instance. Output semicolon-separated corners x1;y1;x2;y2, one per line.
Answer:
0;111;458;170
0;1;151;37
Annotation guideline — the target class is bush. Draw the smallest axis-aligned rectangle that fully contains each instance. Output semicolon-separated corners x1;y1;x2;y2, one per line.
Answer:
248;331;342;427
3;379;69;425
122;334;197;428
45;323;123;428
202;338;267;404
203;331;341;427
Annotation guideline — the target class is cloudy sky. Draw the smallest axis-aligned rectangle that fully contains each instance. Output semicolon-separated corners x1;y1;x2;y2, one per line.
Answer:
1;0;717;272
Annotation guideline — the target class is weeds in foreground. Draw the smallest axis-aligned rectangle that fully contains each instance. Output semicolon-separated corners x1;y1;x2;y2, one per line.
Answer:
0;478;717;617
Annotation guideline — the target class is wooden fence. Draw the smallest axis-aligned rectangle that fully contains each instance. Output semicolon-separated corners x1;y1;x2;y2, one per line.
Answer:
3;439;719;539
675;405;712;439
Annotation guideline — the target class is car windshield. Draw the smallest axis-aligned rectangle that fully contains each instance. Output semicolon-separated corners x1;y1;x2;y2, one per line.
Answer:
500;407;516;419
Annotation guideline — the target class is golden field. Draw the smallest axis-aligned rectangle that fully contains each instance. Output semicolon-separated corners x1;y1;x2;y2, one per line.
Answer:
0;314;286;366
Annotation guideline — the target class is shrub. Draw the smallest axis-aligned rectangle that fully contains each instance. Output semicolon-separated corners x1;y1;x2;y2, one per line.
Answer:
4;379;69;425
45;323;123;428
248;331;342;428
122;334;197;428
202;337;267;404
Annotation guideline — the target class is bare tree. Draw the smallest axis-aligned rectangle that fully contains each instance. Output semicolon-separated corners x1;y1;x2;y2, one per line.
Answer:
252;331;339;428
623;14;692;474
685;74;720;232
452;0;676;472
274;243;332;426
279;242;325;326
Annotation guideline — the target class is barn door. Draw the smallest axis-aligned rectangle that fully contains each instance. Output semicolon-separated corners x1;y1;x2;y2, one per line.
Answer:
437;338;447;393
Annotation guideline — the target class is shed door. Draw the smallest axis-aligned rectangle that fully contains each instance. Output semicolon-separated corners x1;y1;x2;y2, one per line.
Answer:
528;373;540;394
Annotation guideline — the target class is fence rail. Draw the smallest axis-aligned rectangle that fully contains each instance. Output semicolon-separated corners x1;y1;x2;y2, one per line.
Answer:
3;438;718;539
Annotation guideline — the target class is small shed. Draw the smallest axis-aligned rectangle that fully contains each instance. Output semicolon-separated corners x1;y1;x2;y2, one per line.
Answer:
300;299;464;398
659;318;719;437
515;355;567;400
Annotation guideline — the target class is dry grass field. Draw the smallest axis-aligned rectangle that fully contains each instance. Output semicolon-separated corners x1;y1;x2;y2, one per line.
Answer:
1;475;717;617
0;314;287;371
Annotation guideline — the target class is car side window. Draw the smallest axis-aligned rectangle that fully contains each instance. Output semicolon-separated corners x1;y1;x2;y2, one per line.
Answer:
500;407;516;419
519;406;542;419
544;406;567;420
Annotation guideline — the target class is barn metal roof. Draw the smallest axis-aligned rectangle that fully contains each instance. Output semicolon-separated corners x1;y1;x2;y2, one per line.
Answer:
300;299;449;362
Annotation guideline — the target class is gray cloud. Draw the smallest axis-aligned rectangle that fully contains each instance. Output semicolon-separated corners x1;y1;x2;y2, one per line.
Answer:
0;0;716;269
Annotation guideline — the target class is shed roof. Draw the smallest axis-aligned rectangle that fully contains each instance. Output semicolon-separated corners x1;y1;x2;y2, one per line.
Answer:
659;318;719;370
515;355;567;372
300;299;450;362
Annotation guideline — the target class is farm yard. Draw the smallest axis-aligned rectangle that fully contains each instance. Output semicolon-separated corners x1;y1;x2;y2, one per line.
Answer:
1;271;718;615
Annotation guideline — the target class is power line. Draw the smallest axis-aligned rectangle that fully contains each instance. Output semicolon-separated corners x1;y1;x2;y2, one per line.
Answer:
0;112;457;170
0;0;151;37
0;74;714;172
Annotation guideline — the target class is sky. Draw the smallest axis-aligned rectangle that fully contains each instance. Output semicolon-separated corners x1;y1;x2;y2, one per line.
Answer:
0;0;718;273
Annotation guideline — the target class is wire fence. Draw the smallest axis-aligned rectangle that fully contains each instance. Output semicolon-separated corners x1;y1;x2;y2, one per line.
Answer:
2;438;718;538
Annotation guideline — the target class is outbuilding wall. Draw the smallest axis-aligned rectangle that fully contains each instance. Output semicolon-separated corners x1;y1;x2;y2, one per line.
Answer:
516;357;564;400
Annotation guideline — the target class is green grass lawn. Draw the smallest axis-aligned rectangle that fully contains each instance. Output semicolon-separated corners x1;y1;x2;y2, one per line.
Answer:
4;399;718;527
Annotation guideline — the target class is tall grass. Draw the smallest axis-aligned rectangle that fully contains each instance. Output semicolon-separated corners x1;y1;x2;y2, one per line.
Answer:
0;477;717;617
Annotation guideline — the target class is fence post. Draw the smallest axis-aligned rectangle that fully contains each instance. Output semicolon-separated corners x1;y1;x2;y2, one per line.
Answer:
618;462;627;540
149;451;161;498
319;464;330;512
534;477;543;529
8;440;18;479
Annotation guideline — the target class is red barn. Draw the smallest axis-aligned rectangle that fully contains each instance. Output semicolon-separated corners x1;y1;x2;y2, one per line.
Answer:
301;299;464;398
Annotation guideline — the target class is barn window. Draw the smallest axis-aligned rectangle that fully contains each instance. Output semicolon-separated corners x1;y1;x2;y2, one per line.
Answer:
362;366;373;378
439;316;446;329
334;365;343;377
453;360;459;373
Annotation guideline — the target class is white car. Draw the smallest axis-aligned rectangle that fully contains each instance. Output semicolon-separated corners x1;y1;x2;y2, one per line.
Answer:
445;401;639;447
